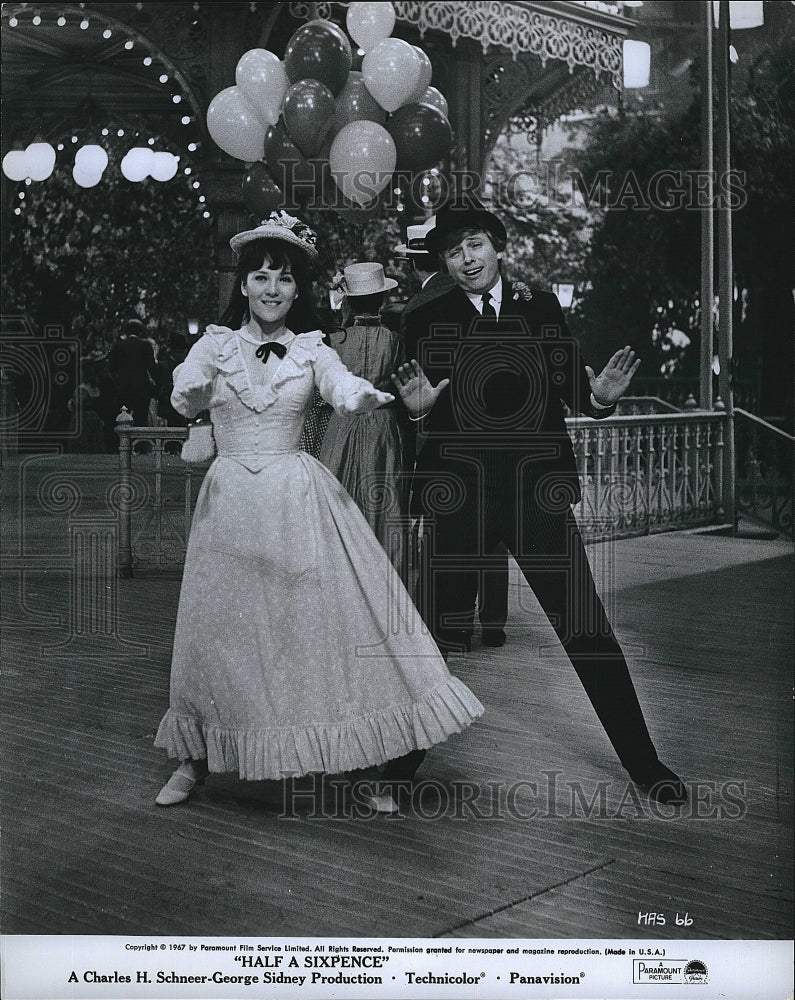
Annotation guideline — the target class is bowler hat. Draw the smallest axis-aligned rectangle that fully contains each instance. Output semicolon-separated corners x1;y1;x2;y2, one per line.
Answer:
424;199;507;257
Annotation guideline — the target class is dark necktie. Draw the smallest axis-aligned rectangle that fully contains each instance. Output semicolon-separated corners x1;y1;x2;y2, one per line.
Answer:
480;292;497;318
255;340;287;363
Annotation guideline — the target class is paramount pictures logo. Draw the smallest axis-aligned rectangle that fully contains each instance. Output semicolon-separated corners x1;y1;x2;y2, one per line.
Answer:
633;959;709;985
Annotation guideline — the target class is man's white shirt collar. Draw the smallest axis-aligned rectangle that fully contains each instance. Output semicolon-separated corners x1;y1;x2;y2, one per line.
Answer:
465;277;503;317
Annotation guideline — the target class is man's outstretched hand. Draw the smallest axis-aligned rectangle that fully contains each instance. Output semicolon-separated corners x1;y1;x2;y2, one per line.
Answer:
586;346;641;407
391;360;450;419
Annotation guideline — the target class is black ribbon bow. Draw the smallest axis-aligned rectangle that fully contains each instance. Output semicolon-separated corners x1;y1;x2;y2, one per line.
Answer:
255;341;287;363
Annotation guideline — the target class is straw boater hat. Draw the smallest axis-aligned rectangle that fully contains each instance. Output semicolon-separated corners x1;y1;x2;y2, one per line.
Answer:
229;210;319;258
341;262;397;296
394;216;437;258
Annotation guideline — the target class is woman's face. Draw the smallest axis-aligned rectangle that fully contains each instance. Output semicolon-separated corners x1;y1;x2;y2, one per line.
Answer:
242;256;298;329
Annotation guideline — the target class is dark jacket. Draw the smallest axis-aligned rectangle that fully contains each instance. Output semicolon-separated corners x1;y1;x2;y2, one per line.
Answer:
403;281;615;505
108;335;160;398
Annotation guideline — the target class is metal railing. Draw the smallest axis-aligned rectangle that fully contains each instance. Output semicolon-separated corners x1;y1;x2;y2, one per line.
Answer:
117;409;733;571
568;411;726;542
734;408;793;537
115;424;206;577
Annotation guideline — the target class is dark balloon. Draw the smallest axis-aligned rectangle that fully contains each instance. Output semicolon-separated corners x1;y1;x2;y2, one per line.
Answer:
283;19;352;96
330;71;387;137
242;161;285;218
283;79;336;157
264;120;319;204
386;102;453;172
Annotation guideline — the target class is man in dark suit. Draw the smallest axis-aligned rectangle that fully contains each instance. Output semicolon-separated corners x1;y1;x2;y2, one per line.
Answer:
393;201;686;804
108;318;161;426
397;218;510;649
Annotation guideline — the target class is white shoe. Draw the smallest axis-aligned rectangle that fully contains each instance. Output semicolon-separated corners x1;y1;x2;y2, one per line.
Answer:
155;761;208;807
362;790;400;814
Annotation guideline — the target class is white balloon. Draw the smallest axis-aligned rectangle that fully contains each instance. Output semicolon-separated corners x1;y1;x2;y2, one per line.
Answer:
361;38;423;113
328;120;396;205
235;49;288;127
73;164;103;188
150;151;179;182
206;86;268;162
25;142;56;181
2;150;28;181
346;1;396;52
75;144;109;174
121;147;154;182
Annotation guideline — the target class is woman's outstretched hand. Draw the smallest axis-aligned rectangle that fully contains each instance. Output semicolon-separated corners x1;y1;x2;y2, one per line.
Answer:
586;346;641;406
391;360;450;419
339;385;395;414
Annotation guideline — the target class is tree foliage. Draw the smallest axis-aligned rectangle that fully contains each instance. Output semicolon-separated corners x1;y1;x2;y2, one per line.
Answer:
2;162;218;346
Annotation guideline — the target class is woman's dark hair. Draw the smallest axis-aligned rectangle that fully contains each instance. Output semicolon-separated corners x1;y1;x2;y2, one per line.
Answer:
219;238;322;333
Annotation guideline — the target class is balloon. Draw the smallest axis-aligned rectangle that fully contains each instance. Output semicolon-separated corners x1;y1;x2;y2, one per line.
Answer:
242;161;285;218
346;1;395;52
361;38;423;113
328;120;396;206
235;48;289;126
386;103;453;171
25;142;56;181
330;71;387;137
73;164;103;188
283;79;336;157
408;46;433;102
2;150;28;181
264;120;318;205
75;144;108;174
150;151;179;182
418;85;448;118
284;19;352;96
120;147;154;182
206;86;267;161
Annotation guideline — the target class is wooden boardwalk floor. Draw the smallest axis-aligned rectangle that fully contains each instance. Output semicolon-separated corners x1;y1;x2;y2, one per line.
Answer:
1;457;792;940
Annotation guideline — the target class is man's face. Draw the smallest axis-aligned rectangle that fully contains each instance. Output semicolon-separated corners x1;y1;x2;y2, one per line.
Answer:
442;229;501;295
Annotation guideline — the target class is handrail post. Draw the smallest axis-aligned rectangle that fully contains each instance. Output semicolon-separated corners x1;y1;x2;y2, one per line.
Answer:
115;407;133;579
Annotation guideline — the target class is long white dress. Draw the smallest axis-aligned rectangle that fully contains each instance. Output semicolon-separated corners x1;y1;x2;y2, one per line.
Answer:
154;325;483;780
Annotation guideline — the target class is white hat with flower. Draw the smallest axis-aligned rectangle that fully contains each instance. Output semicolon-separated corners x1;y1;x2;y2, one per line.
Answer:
229;211;318;258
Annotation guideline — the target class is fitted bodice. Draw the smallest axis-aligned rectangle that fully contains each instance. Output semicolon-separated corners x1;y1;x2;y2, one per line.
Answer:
171;326;374;472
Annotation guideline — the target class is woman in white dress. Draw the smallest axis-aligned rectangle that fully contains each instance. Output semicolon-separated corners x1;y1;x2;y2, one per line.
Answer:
154;212;483;811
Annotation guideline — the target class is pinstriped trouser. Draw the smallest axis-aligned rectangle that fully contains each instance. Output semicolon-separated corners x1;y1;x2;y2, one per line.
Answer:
418;450;659;772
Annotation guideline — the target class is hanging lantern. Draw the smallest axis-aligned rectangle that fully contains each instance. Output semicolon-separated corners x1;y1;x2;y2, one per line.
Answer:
623;39;651;89
73;164;103;188
149;151;179;182
712;2;764;29
2;150;29;181
25;142;57;181
120;147;154;182
75;144;109;174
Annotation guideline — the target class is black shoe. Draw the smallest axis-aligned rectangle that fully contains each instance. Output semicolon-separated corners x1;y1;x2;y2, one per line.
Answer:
481;629;506;647
629;762;687;805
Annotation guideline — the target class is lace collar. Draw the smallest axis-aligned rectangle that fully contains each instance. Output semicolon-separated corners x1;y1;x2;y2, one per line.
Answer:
205;325;325;413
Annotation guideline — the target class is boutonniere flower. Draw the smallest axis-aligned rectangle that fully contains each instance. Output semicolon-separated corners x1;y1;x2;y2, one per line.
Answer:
512;281;533;302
